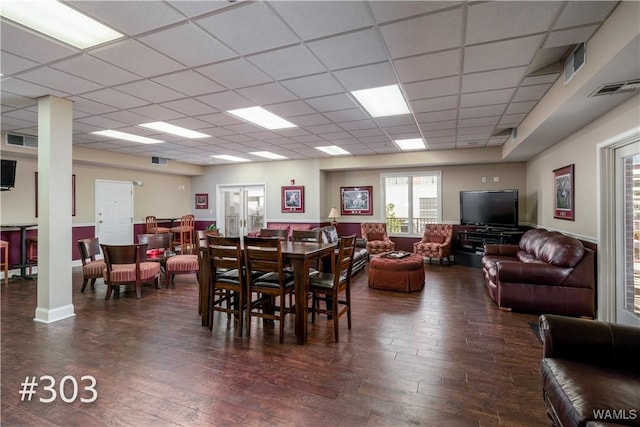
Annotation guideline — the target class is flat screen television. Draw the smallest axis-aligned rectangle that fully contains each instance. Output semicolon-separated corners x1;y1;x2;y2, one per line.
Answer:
460;189;519;229
0;159;17;190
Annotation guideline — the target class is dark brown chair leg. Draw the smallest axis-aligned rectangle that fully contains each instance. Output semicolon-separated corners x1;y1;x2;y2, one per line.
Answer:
90;278;97;289
81;278;89;292
105;285;113;300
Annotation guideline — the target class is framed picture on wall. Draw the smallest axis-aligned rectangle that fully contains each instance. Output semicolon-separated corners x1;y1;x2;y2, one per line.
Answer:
195;193;208;209
341;186;372;215
282;186;304;212
553;164;574;220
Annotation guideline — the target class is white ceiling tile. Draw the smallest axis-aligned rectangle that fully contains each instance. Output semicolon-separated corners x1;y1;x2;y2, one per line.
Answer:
1;93;37;109
195;2;299;55
374;115;415;127
305;93;357;112
419;120;457;131
197;113;243;127
404;76;460;100
554;1;618;29
411;95;458;113
76;115;129;130
460;89;515;108
266;100;317;118
280;74;344;99
70;97;118;115
415;110;458;123
140;23;236;67
102;110;157;126
304;123;345;134
0;21;78;63
2;77;69;99
52;55;139;86
152;71;225;97
236;83;297;105
287;114;330;127
500;113;527;125
307;28;388;70
128;104;184;121
458;116;500;128
323;109;369;123
348;125;383;135
164;117;213;131
543;25;600;48
196;91;253;111
379;8;463;58
370;1;462;23
464;35;545;73
67;1;185;35
504;101;537;115
466;2;562;45
196;59;271;89
114;80;185;104
459;104;506;119
383;124;420;135
521;74;559;86
18;67;102;94
0;51;38;75
458;126;494;136
247;45;326;80
90;39;184;77
512;84;553;102
82;88;149;109
162;98;219;116
461;67;528;92
394;49;461;83
332;62;397;91
167;0;241;17
270;1;373;40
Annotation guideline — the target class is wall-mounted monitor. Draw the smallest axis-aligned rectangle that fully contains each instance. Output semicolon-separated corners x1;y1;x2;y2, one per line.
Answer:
460;189;519;229
1;159;17;190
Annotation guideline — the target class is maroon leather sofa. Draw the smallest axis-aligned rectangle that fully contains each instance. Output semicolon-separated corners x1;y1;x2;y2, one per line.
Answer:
540;314;640;426
482;228;595;317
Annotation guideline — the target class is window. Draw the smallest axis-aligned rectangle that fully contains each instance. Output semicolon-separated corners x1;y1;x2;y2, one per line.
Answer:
382;172;441;235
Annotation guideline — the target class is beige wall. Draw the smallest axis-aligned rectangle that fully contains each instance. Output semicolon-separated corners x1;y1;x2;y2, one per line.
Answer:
526;94;640;241
0;151;195;225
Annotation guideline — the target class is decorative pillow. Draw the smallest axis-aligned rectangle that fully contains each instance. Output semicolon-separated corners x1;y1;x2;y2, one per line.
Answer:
368;232;384;241
323;227;339;244
429;235;445;244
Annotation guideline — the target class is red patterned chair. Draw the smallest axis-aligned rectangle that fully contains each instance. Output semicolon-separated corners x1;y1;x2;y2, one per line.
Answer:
101;243;161;300
413;224;453;266
360;223;395;256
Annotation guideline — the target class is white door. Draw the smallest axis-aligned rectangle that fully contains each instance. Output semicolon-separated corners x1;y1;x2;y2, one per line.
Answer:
96;180;133;245
217;185;265;237
615;140;640;326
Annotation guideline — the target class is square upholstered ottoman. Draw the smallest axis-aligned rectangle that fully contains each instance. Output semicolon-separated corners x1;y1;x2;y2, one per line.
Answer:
368;252;425;292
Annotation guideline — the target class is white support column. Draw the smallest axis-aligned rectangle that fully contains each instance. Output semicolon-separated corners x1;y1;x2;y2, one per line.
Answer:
34;95;75;323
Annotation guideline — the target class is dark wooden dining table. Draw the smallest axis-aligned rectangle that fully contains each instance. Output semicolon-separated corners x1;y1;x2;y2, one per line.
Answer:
199;239;336;344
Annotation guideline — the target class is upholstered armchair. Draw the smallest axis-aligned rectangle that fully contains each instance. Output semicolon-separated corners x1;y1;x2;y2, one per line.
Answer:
413;224;453;266
360;223;395;256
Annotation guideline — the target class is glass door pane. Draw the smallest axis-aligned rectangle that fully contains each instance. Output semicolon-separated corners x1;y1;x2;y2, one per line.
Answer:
616;141;640;325
245;185;265;235
218;185;265;237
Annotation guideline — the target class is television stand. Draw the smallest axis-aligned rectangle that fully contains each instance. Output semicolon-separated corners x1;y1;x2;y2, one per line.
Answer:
454;226;525;268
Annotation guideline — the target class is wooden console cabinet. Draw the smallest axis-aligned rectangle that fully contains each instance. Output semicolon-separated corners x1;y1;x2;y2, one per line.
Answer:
453;225;525;268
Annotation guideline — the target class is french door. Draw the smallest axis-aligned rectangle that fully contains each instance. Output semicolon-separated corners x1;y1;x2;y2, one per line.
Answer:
615;140;640;325
217;185;265;237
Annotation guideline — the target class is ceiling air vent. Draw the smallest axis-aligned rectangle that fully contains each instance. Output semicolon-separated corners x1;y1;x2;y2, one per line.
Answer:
151;156;169;166
589;79;640;97
564;43;585;84
5;133;38;149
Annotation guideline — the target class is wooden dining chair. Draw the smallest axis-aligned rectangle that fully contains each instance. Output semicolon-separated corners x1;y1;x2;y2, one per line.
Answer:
137;232;173;250
206;235;248;337
308;234;356;342
26;235;37;275
166;230;204;288
259;228;288;240
171;214;195;254
77;237;107;293
145;216;171;234
244;236;295;344
291;229;323;272
101;243;161;300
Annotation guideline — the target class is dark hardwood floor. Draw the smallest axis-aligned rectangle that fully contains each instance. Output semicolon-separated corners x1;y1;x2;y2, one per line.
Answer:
1;262;549;426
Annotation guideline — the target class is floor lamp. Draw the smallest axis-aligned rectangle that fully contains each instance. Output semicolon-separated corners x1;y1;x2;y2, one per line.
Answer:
328;207;339;228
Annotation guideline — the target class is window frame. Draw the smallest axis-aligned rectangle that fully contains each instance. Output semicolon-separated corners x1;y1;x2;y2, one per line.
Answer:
380;171;442;237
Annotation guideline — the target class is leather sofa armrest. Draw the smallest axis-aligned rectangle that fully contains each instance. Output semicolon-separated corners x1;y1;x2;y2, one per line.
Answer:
484;244;518;256
355;238;367;248
497;261;571;286
540;314;640;373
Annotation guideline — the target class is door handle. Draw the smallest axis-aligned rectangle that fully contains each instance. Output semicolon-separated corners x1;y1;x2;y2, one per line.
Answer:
98;220;103;223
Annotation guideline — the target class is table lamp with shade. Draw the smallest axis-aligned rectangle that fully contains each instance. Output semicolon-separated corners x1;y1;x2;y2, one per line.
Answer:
328;207;340;227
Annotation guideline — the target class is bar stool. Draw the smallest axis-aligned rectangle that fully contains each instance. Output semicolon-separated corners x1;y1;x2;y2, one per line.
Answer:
145;216;171;234
0;240;8;285
26;236;37;275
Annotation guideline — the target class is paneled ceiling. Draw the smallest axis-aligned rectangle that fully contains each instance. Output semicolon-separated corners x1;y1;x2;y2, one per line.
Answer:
0;1;623;165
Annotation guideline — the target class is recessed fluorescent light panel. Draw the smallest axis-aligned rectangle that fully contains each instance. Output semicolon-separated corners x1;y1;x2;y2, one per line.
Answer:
92;130;163;144
351;84;410;117
138;122;209;139
395;138;426;151
315;145;350;156
212;155;250;162
250;151;288;160
226;107;296;130
0;0;123;49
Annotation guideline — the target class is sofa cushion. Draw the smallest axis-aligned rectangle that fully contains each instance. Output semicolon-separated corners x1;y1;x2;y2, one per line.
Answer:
367;232;384;241
538;235;585;268
429;235;445;244
322;226;339;244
